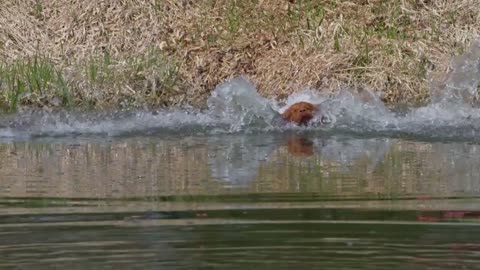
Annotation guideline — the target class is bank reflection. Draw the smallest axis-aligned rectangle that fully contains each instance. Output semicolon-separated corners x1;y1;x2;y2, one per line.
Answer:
0;134;479;198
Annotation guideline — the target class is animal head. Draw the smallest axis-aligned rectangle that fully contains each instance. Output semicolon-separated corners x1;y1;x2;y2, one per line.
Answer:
282;102;317;125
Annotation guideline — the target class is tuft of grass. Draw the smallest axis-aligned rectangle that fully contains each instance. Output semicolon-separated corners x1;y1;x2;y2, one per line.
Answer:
0;56;73;111
226;1;241;35
55;70;73;107
299;0;326;32
0;50;185;112
128;49;183;100
33;0;43;19
72;49;185;109
0;66;26;112
352;34;372;77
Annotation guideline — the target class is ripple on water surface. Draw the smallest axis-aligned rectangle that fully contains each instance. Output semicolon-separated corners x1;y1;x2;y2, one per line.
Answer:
1;133;480;269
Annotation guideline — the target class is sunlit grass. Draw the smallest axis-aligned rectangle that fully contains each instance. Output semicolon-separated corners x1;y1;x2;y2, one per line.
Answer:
0;56;72;111
0;50;183;112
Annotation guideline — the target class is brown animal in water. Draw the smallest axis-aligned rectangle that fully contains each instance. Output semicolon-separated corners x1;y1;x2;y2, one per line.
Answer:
281;102;317;125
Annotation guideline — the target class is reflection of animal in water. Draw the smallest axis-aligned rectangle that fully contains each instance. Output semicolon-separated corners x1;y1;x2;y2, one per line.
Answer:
282;102;317;125
208;134;392;186
287;136;315;157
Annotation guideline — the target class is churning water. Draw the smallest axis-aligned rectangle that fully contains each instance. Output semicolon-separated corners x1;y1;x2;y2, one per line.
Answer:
1;41;480;270
1;40;479;141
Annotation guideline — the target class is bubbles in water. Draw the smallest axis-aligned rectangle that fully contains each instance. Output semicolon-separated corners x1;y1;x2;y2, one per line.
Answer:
207;76;281;131
208;134;277;186
0;109;219;139
320;88;397;132
430;39;480;105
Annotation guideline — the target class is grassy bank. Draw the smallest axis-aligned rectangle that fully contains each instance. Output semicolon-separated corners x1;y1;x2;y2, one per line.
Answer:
1;0;479;112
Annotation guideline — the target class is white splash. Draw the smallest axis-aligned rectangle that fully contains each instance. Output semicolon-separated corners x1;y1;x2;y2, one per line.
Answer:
0;40;479;141
277;89;328;114
207;76;280;131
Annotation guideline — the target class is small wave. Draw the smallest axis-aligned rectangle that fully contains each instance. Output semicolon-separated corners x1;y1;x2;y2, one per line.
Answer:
0;109;221;138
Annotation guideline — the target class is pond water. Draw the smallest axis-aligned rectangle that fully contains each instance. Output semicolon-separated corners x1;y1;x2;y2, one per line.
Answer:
2;134;480;270
1;42;480;269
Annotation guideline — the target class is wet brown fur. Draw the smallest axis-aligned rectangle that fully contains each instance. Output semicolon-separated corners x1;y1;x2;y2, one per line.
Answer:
281;102;316;125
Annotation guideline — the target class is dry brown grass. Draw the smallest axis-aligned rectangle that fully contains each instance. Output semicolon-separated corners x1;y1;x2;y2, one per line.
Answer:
1;0;479;110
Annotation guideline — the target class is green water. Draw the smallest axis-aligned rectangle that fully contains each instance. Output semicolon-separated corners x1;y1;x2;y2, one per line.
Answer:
1;133;480;269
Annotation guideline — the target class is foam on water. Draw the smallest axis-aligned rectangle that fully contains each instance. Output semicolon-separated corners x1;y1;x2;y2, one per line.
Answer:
0;109;222;139
206;77;281;132
0;40;479;141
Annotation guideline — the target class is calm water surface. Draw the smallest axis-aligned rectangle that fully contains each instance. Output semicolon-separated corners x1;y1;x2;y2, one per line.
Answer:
1;132;480;270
